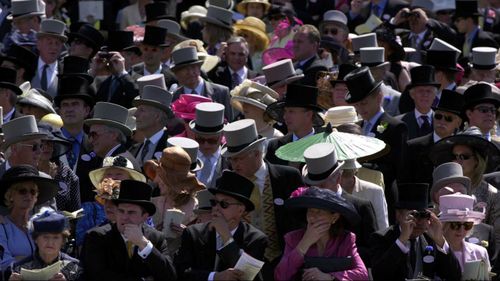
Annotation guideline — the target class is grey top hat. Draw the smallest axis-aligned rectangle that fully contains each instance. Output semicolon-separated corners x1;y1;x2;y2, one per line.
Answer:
167;136;203;172
432;0;455;12
137;74;166;94
429;38;461;60
471;47;498;70
17;88;56;114
36;19;67;42
8;0;45;20
157;19;187;41
323;10;348;26
171;46;204;71
430;162;471;204
189;102;225;135
132;85;173;114
1;115;46;150
262;59;304;89
221;119;265;157
84;102;132;136
194;189;214;214
360;47;388;68
351;33;377;53
411;0;434;10
200;5;233;30
302;143;343;185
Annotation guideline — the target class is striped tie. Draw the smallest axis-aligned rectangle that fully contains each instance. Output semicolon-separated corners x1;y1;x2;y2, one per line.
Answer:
262;175;281;261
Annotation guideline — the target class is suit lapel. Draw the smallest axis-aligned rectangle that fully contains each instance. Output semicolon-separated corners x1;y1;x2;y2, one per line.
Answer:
204;81;214;99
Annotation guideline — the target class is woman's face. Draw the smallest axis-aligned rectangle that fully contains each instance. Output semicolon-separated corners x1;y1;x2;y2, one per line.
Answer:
242;103;264;122
102;168;132;181
452;145;477;178
332;83;348;106
40;140;54;161
10;182;38;210
443;221;471;244
246;3;265;18
35;233;64;257
306;208;338;225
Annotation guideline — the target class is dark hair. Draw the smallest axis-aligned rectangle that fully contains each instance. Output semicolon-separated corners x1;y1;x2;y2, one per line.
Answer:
337;123;362;135
330;215;347;237
32;229;71;241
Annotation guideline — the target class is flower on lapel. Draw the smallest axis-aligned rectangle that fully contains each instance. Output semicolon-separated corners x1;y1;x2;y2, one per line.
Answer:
376;121;388;134
480;240;489;248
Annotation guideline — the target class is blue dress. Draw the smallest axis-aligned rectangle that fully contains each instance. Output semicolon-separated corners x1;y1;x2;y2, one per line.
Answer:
0;216;35;270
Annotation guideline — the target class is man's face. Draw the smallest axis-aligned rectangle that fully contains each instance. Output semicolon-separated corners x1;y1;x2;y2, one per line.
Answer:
454;17;467;33
1;60;25;85
174;64;201;89
89;124;118;157
320;22;347;45
246;3;265;18
410;86;436;113
433;110;461;138
13;16;39;34
293;31;318;61
283;107;313;133
407;10;427;33
134;105;158;131
37;36;64;64
0;88;13;108
226;42;248;72
141;44;164;66
352;93;382;121
195;133;222;155
470;69;496;84
466;102;498;133
211;193;245;226
228;149;261;179
116;203;149;233
11;139;43;166
60;98;90;127
69;38;94;59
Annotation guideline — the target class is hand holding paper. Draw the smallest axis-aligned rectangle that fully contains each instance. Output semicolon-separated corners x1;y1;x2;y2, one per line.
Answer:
234;252;265;281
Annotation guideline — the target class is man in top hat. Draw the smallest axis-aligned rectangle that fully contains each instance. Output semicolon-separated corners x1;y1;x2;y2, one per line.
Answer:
470;47;498;83
0;44;38;85
189;102;228;188
319;10;349;48
67;23;105;60
207;36;258;90
0;115;46;178
107;30;143;72
292;25;329;87
396;65;440;140
265;84;324;167
463;83;500;141
2;0;45;52
131;25;177;90
347;0;407;31
302;143;378;266
402;89;465;186
261;59;304;98
157;19;187;70
370;183;461;280
32;19;67;98
83;179;177;281
344;66;408;224
454;0;499;58
0;67;24;123
171;46;233;121
222;119;303;279
130;85;173;167
174;170;268;281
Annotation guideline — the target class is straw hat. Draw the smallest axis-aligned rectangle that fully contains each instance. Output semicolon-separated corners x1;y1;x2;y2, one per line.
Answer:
36;19;67;42
167;137;203;172
236;0;271;15
172;39;220;73
234;17;269;48
132;85;173;114
262;59;304;89
221;119;265;157
324;106;359;127
180;5;207;30
89;155;146;190
302;143;344;185
1;115;46;150
439;193;485;224
230;79;279;112
84;102;132;137
189;102;225;135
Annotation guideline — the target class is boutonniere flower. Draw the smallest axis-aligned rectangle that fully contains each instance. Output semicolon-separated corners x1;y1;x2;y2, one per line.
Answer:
480;240;489;248
423;40;431;48
376;121;388;134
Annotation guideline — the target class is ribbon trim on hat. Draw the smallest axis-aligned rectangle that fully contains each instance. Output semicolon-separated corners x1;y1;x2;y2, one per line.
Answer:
308;163;339;181
226;137;258;153
194;124;224;133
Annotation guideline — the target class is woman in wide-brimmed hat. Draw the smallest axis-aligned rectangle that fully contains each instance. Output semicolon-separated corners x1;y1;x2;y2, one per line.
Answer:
275;187;368;280
0;165;58;271
200;6;234;55
234;16;270;73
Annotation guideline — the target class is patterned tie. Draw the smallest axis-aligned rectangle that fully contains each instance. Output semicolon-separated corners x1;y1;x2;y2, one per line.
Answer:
261;175;281;261
420;115;432;136
127;241;134;258
231;72;240;89
432;96;440;108
67;137;77;169
199;157;213;185
41;64;49;91
140;139;151;163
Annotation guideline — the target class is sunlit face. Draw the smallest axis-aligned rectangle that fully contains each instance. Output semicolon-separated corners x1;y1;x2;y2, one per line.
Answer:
37;36;64;64
466;103;498;133
35;233;65;257
59;98;90;126
410;86;436;113
89;124;118;157
115;203;149;234
174;64;201;89
242;103;265;122
10;181;38;210
134;105;159;131
246;3;265;18
396;209;430;238
293;31;318;61
283;107;313;133
226;42;248;72
101;167;132;181
12;139;43;166
228;149;261;179
211;193;245;226
433;110;461;138
470;69;496;84
443;221;471;244
452;144;477;178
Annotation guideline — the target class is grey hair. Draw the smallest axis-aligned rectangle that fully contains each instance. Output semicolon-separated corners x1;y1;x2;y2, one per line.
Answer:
3;146;12;159
250;141;268;160
107;126;127;144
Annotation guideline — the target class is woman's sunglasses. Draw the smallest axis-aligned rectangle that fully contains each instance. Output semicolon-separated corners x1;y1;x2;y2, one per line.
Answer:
449;221;473;231
434;113;454;123
453;153;473;161
16;188;38;196
209;199;242;209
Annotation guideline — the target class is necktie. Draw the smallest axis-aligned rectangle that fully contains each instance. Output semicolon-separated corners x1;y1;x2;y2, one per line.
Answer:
463;37;472;58
199;157;213;185
363;121;372;135
191;88;198;95
41;64;49;91
67;138;77;169
231;72;240;89
262;175;281;261
140;139;151;163
108;76;119;102
420;115;432;135
408;238;417;278
127;241;134;258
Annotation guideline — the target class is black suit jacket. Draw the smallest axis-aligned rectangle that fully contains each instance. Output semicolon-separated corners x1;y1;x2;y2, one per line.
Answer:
399;19;458;53
396;111;433;140
130;63;178;88
174;221;267;281
401;133;435;186
485;171;500;190
462;29;500;52
129;130;170;161
347;0;408;31
207;65;258;90
265;134;293;166
293;55;328;87
82;223;176;281
370;225;462;281
95;74;139;108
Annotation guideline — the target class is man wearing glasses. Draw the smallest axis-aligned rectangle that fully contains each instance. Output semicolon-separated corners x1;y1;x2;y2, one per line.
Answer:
463;83;500;141
174;170;268;281
319;10;349;48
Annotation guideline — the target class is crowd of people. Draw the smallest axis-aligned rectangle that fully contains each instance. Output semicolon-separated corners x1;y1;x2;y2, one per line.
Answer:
0;0;499;280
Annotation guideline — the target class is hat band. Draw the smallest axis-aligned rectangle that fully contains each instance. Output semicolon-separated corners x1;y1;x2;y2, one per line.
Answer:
226;137;258;153
308;163;338;181
194;123;224;133
361;62;384;67
190;162;197;170
472;63;496;70
267;73;298;87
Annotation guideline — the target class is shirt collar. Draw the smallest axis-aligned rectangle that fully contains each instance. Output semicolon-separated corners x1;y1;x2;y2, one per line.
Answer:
105;144;122;158
5;160;11;170
144;65;162;76
230;66;247;79
299;55;315;67
433;131;441;143
367;109;384;127
3;107;15;122
254;161;267;182
411;29;427;40
414;108;433;119
184;77;204;94
61;127;84;143
38;57;57;71
292;128;315;141
147;129;164;145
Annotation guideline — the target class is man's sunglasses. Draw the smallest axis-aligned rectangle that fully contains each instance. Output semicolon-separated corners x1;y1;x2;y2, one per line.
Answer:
19;143;44;152
409;210;431;220
195;137;219;145
474;106;497;114
209;199;242;209
434;113;454;123
449;221;474;231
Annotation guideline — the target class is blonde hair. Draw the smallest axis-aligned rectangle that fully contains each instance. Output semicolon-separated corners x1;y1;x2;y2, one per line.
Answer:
471;151;487;188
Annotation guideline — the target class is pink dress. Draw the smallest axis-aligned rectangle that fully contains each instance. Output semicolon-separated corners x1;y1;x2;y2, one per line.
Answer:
275;229;368;281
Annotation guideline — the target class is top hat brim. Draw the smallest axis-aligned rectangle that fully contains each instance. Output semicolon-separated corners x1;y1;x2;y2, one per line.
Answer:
429;134;500;166
0;82;22;95
406;82;441;90
345;81;382;104
0;175;58;206
430;176;471;204
54;93;95;107
266;101;325;127
1;133;47;151
208;187;255;212
113;198;157;216
188;119;224;135
394;200;428;210
199;17;233;30
431;106;462;116
465;97;500;109
36;32;68;42
171;59;204;72
0;55;32;71
231;96;268;112
221;137;266;158
90;166;146;189
267;74;304;89
58;73;94;83
132;99;172;115
84;118;132;137
7;11;45;21
67;32;100;50
452;12;482;20
143;15;172;24
302;161;344;186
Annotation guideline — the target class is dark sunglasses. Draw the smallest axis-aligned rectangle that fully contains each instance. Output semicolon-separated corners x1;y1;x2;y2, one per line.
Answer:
434;113;454;123
322;28;338;35
449;221;474;231
409;210;431;220
19;143;44;152
474;106;497;114
453;153;473;161
16;188;38;196
209;199;242;209
195;137;219;145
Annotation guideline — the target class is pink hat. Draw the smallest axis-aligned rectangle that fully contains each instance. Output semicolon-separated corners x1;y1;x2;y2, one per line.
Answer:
262;47;294;66
171;94;212;121
439;193;485;224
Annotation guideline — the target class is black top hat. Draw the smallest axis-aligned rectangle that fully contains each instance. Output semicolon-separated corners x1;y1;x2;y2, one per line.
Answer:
285;187;360;227
330;64;358;86
59;56;93;82
54;75;95;107
208;170;255;211
406;65;440;90
0;67;22;95
463;83;500;109
426;50;459;72
0;44;37;77
454;0;481;19
344;66;382;104
113;180;156;215
67;24;104;52
37;123;72;162
265;84;325;126
320;36;350;63
395;183;429;210
0;165;58;206
108;31;141;54
142;25;169;47
144;2;171;23
33;211;68;233
432;89;465;116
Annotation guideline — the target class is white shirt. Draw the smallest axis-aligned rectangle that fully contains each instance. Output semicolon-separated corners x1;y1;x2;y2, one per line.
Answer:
3;107;15;123
197;148;221;185
433;132;441;143
253;161;268;194
414;109;433;127
229;66;248;83
105;144;122;158
139;129;164;160
144;65;162;76
292;128;315;142
409;29;427;47
37;57;58;88
184;77;205;95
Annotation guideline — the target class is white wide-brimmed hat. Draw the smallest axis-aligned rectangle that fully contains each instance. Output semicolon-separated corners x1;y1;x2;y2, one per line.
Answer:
230;79;279;112
324;106;359;127
89;155;146;189
180;5;207;30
